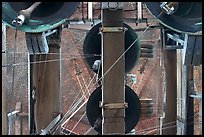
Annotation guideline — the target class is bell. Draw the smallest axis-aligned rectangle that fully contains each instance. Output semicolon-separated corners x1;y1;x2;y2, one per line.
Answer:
144;2;202;35
2;2;80;32
83;23;141;75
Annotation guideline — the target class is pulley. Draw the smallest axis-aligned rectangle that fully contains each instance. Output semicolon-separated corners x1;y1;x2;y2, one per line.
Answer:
2;2;80;32
86;85;141;134
144;2;202;35
83;23;141;75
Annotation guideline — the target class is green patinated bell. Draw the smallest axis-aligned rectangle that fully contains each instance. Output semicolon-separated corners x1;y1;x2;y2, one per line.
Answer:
2;2;79;33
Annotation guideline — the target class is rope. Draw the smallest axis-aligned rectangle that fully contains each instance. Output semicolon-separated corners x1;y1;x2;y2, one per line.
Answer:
2;53;101;68
136;112;200;135
68;112;87;135
51;73;97;134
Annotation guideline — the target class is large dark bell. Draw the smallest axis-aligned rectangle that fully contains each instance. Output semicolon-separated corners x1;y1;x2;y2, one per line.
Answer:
144;2;202;35
86;85;141;134
2;2;79;32
83;23;141;75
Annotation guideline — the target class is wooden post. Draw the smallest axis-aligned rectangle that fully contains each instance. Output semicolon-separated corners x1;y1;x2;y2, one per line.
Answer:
15;102;22;135
161;28;177;135
176;48;187;135
137;2;143;20
2;23;8;135
185;66;194;135
28;27;62;134
162;49;177;135
28;54;36;134
101;2;125;135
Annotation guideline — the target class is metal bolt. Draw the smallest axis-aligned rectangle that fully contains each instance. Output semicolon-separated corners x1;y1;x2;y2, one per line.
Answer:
12;14;26;26
160;2;175;15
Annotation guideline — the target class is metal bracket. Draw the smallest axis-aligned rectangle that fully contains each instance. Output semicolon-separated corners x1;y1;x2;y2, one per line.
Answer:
166;33;185;45
32;89;37;101
92;60;101;71
41;29;57;53
125;74;137;85
7;111;20;119
99;102;128;109
40;113;61;135
160;2;175;15
102;2;124;10
188;80;202;99
100;27;127;33
189;93;202;99
165;33;184;50
25;28;58;55
163;29;187;50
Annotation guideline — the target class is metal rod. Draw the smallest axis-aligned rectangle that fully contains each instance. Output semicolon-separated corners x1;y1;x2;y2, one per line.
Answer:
88;2;93;21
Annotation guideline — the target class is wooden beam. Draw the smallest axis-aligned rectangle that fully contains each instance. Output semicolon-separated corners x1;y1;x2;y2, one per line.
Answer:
67;22;160;32
161;28;177;135
88;2;93;21
101;3;125;135
176;49;187;135
32;49;61;134
185;66;194;135
15;102;22;135
162;49;177;135
28;27;62;135
137;2;143;20
2;23;8;135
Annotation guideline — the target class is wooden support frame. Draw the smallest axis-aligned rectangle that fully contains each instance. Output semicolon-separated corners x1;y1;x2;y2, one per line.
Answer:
26;26;62;135
161;27;177;135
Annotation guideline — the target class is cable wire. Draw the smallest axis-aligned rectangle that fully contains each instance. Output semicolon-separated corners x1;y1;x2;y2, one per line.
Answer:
136;112;200;135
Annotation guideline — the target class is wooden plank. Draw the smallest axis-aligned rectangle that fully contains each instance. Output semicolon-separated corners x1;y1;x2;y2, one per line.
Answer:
33;49;61;134
102;6;125;134
68;21;160;32
15;102;22;135
192;36;202;66
185;66;194;135
184;36;196;65
68;24;92;31
2;23;7;135
31;27;62;134
137;2;142;19
177;49;183;135
161;28;177;135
